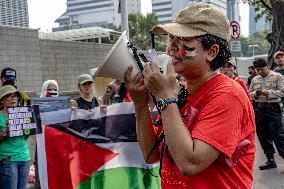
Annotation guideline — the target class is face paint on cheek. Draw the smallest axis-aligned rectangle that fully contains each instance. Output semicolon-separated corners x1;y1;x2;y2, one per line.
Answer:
179;46;196;60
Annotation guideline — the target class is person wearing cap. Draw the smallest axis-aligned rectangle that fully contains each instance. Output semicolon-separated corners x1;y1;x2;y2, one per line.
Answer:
273;51;284;106
0;67;31;106
71;74;99;110
274;50;284;74
249;58;284;170
0;85;31;189
124;3;255;189
0;67;17;86
220;61;251;99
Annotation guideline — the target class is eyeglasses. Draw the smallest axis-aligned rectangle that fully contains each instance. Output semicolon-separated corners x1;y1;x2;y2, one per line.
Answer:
5;94;19;100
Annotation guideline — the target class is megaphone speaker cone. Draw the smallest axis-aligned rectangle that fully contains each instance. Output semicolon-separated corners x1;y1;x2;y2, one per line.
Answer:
94;31;140;80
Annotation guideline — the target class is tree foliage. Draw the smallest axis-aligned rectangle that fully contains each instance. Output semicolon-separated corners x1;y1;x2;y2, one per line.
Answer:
243;0;284;66
128;13;167;51
250;0;272;21
239;30;271;57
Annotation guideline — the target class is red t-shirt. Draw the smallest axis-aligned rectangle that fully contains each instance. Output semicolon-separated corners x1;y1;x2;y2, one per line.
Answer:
157;74;256;189
234;76;251;100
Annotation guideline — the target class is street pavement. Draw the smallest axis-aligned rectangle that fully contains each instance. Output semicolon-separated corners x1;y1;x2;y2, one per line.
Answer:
253;139;284;189
27;138;284;189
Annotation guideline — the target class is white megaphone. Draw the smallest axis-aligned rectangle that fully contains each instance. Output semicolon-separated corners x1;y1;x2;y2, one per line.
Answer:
94;31;141;81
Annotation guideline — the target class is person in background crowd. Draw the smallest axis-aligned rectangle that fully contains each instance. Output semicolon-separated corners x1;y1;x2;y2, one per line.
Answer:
102;83;116;105
40;80;59;98
0;67;17;87
102;80;132;105
0;67;30;106
111;79;123;104
273;50;284;106
117;81;132;103
32;80;60;186
220;61;250;99
249;58;284;170
247;66;257;89
0;85;31;189
124;3;255;188
71;74;99;110
273;50;284;75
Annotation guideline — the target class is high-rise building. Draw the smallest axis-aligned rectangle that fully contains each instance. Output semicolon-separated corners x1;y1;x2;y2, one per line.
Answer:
0;0;29;27
227;1;240;23
152;0;227;24
53;0;141;32
249;5;271;35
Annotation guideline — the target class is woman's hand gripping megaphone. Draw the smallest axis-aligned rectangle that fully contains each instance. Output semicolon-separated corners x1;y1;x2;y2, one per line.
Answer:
124;65;149;108
143;62;177;100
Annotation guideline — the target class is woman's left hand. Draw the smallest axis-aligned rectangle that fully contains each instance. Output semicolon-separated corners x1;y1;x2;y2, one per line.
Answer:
143;62;177;99
5;119;10;133
0;120;10;137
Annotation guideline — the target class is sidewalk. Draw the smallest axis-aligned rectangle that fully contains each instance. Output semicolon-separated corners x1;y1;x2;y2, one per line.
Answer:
252;139;284;189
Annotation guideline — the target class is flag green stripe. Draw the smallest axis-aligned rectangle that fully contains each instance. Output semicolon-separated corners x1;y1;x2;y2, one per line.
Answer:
76;167;161;189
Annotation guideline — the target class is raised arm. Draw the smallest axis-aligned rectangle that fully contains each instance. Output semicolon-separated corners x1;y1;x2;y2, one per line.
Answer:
124;65;160;163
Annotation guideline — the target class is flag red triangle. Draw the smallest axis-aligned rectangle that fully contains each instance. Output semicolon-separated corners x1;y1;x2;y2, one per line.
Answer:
45;126;118;189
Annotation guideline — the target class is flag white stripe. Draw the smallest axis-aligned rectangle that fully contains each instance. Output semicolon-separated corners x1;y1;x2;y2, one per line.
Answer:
37;125;48;189
71;102;135;121
39;103;136;125
96;142;159;171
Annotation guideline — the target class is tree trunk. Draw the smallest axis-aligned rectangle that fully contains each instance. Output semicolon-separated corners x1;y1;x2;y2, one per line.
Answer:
267;1;284;68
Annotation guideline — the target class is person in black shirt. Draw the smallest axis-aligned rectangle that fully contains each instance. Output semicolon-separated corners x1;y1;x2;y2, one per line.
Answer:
71;74;99;110
246;66;257;89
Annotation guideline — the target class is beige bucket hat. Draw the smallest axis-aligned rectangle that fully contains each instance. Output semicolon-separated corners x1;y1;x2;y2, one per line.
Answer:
152;2;230;42
0;85;20;101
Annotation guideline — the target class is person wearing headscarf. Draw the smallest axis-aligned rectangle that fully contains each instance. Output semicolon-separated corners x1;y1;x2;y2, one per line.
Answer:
40;80;59;98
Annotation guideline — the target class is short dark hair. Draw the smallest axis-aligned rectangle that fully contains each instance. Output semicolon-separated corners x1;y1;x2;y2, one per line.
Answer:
199;34;231;71
248;66;255;69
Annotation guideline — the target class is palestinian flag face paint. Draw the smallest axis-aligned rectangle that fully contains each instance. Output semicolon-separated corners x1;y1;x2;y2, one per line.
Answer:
179;45;196;60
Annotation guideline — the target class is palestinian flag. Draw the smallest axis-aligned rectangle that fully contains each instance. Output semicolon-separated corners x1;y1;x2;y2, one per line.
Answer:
37;102;161;189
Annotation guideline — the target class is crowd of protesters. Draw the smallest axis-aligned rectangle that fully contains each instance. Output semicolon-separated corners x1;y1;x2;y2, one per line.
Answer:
220;54;284;171
1;2;284;189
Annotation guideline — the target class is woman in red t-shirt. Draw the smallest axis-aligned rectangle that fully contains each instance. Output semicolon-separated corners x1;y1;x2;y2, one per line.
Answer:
124;3;255;189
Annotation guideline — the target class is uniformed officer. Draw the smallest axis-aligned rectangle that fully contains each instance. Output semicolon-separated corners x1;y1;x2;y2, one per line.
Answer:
249;58;284;170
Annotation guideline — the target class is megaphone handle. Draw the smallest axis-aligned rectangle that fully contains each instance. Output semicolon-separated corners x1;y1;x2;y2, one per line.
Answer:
132;51;144;71
150;92;161;115
128;42;162;117
139;53;149;63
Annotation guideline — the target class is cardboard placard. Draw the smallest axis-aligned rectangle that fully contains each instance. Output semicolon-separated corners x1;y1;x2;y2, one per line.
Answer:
8;105;42;137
